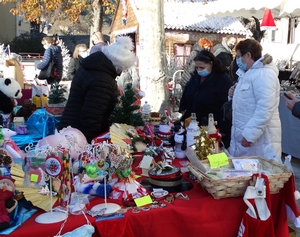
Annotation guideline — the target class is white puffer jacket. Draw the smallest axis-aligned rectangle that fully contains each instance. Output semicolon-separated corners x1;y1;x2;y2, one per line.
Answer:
229;55;282;162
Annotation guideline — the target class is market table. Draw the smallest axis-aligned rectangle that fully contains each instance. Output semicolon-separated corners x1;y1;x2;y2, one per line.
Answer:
0;158;290;237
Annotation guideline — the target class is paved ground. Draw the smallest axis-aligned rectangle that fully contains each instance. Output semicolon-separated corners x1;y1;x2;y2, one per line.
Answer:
285;154;300;236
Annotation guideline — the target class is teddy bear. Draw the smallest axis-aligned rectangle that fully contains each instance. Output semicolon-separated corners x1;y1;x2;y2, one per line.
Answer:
0;78;23;127
0;77;22;114
0;176;18;231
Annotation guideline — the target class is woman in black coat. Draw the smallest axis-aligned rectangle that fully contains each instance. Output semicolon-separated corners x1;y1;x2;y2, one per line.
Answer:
66;44;88;81
58;36;136;142
179;50;233;147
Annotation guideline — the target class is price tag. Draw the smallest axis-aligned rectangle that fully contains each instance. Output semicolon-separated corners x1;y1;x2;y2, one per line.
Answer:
134;195;153;207
207;152;229;168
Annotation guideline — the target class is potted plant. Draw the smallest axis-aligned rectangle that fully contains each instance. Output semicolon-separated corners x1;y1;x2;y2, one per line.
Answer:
46;83;67;117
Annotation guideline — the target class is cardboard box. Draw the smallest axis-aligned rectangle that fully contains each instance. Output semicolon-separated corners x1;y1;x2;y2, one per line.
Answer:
13;117;25;130
4;59;24;89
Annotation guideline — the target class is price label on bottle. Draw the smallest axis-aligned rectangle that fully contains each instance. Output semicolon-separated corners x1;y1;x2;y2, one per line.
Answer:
207;152;229;168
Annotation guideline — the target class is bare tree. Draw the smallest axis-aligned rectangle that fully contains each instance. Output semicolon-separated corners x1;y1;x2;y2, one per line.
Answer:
136;0;169;113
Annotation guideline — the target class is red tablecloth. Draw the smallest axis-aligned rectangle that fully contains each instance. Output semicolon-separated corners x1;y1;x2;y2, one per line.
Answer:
0;158;290;237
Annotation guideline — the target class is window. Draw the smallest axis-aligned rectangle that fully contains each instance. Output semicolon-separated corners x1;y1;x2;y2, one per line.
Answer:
174;44;192;67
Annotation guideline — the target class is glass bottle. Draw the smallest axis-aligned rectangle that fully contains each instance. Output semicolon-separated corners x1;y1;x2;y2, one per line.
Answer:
186;113;200;147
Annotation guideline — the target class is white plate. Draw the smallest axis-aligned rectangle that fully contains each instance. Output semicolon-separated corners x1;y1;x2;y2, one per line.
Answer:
90;203;121;216
151;190;169;198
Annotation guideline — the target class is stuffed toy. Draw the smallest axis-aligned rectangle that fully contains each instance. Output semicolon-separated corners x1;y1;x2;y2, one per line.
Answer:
0;78;22;115
1;128;25;159
0;176;18;231
15;99;37;121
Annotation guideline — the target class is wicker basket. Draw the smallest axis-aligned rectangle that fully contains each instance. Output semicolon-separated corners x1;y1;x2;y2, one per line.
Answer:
187;156;292;199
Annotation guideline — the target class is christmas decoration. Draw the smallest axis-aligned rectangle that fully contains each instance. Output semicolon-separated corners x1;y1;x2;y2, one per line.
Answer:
194;126;215;160
112;83;144;127
48;83;66;105
58;39;71;80
46;83;67;116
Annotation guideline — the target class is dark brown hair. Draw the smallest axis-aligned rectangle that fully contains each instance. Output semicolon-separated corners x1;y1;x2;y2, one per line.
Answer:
235;39;262;61
193;49;229;74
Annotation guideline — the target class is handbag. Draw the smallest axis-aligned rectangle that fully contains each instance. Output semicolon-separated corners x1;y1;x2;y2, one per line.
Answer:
221;99;232;121
38;49;56;83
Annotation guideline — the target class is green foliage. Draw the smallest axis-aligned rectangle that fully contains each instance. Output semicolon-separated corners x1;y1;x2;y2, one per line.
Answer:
48;83;66;104
6;33;45;54
112;84;144;127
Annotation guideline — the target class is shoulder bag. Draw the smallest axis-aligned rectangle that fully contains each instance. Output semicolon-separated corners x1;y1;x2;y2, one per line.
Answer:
38;49;56;82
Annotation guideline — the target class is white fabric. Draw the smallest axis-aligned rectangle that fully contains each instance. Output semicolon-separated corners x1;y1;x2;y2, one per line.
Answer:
229;57;281;162
243;179;270;221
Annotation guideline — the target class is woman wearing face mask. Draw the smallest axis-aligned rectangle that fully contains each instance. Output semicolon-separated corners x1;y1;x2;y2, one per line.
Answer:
66;44;88;81
179;50;233;148
37;36;63;84
228;39;281;162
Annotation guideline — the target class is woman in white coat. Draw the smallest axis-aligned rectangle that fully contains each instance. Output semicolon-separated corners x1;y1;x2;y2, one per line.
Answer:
229;39;281;162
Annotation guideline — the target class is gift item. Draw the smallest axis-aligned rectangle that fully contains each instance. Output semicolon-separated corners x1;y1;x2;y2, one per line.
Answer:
16;125;27;135
186;113;199;147
149;112;161;125
141;101;151;122
13;117;24;130
149;161;182;188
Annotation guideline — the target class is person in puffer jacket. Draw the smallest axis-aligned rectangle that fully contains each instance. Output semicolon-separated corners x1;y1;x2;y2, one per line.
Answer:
37;36;63;84
58;36;136;143
228;39;281;162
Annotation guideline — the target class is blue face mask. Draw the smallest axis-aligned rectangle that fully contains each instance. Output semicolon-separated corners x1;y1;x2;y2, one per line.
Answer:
197;69;210;77
236;58;247;71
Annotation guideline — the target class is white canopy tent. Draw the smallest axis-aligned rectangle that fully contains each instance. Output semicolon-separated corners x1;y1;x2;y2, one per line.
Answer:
201;0;300;19
200;0;282;19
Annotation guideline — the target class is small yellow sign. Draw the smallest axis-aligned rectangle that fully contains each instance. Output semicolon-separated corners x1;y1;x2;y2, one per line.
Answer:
30;174;39;182
134;195;153;207
207;152;229;168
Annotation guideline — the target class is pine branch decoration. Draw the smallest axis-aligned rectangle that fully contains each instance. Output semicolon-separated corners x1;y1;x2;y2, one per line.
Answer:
48;83;67;104
112;84;144;127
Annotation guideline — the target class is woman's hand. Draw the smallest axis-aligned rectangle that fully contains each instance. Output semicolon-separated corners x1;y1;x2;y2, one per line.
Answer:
282;91;299;111
228;84;236;98
241;137;252;147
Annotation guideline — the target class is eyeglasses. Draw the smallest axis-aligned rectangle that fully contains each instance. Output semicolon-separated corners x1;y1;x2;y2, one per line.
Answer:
236;53;247;59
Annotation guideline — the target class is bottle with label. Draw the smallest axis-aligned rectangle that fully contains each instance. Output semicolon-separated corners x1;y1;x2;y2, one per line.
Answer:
186;113;200;147
207;113;219;153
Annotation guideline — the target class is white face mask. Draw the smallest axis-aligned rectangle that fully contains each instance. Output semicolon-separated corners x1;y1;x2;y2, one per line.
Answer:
43;45;49;50
80;51;89;58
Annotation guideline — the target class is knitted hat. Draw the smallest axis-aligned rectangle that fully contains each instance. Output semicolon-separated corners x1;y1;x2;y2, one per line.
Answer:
102;36;136;72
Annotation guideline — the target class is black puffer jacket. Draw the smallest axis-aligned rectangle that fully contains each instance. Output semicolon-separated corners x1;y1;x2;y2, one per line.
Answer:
58;51;119;142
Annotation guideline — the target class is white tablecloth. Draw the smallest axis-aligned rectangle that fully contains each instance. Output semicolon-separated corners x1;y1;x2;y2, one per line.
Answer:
279;96;300;158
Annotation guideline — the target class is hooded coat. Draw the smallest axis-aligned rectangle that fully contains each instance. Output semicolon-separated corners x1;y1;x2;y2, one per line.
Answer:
180;43;203;90
213;41;233;68
58;51;119;142
37;45;63;82
230;55;281;161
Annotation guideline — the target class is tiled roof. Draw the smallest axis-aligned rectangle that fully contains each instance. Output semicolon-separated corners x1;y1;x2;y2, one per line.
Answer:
164;2;253;36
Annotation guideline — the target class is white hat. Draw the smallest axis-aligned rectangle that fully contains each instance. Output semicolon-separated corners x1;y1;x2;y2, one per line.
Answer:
102;36;136;72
